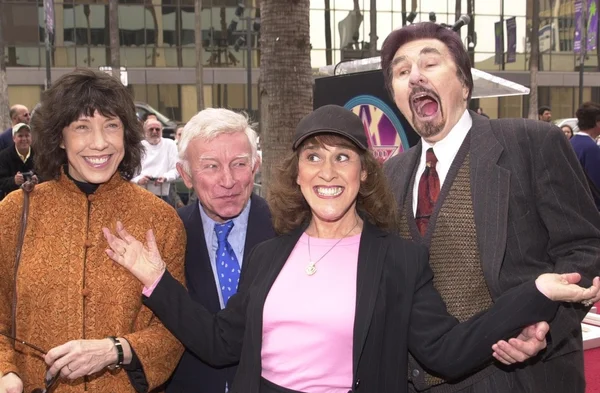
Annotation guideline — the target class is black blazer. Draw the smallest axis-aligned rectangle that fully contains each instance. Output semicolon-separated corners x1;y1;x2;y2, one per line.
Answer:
165;193;276;393
383;113;600;392
146;218;558;393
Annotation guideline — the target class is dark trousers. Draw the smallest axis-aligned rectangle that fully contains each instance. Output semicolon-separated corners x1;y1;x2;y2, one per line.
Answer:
259;378;305;393
408;351;585;393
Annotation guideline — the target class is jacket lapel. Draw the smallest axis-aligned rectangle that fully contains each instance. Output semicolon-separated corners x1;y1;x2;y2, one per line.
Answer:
469;112;510;297
244;225;305;377
352;220;387;375
180;203;221;308
389;143;422;211
244;194;276;253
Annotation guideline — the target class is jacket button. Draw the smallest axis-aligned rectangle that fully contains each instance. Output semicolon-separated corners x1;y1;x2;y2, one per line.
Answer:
81;288;91;297
87;194;95;202
354;379;360;389
412;369;420;378
84;239;93;247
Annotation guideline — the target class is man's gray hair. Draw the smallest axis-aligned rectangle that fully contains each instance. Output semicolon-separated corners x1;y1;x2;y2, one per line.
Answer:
178;108;259;174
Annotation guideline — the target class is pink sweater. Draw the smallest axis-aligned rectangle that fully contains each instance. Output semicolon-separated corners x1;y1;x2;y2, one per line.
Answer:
261;233;361;393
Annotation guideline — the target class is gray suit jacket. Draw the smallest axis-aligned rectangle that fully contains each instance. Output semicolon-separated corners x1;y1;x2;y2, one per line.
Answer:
384;111;600;392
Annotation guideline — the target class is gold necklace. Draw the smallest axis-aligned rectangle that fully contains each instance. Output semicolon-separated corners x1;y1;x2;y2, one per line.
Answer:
305;220;359;276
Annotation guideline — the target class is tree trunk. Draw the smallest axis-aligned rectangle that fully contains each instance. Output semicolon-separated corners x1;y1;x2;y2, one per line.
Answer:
259;0;312;194
527;0;540;119
0;0;10;130
324;0;332;65
369;0;377;56
195;0;204;110
109;0;120;80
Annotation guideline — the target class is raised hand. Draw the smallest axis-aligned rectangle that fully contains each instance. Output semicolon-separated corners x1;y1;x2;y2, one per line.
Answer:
535;273;600;304
102;221;166;287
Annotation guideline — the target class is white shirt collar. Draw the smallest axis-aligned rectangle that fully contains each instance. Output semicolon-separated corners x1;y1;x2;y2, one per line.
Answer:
420;110;472;181
412;110;472;215
576;131;594;140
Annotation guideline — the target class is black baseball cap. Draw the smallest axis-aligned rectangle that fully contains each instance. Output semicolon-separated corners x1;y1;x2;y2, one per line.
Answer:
292;105;369;151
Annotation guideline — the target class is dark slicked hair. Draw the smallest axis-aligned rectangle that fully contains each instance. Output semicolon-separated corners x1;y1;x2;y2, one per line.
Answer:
538;106;551;116
31;69;144;180
380;22;473;100
576;102;600;131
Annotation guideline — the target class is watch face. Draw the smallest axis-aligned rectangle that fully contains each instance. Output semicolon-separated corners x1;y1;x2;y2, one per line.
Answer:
344;96;410;165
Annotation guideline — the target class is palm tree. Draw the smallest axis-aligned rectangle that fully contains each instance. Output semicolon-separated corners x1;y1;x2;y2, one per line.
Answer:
195;0;204;110
259;0;312;193
0;0;10;130
527;0;540;119
108;0;120;80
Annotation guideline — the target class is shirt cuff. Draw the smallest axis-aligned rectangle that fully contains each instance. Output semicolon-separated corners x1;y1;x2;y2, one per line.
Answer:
142;271;165;297
123;347;149;393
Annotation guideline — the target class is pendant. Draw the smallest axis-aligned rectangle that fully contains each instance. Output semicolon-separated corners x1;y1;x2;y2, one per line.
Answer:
306;262;317;276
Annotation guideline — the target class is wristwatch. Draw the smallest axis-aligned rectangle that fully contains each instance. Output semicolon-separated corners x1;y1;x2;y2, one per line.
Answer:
107;336;124;370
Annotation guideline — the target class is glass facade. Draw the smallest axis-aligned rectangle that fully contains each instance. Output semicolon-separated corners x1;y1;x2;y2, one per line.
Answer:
2;0;598;121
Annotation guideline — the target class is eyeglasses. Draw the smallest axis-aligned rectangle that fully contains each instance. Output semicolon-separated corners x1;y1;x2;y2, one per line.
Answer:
0;331;59;393
148;127;161;131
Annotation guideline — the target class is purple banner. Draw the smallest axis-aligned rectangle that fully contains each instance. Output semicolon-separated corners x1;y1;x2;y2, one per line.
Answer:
588;0;598;52
43;0;54;35
494;21;504;65
506;17;516;63
575;0;583;53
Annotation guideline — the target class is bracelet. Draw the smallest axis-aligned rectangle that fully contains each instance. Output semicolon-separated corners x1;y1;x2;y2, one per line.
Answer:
107;336;124;369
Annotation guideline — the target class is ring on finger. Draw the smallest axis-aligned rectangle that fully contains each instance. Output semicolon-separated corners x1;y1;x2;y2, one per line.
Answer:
582;299;595;307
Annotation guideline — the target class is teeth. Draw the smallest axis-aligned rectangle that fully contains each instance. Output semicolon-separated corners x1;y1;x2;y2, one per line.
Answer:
85;156;109;165
316;187;343;196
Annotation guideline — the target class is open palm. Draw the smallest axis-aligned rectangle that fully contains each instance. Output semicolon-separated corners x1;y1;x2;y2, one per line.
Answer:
102;221;166;287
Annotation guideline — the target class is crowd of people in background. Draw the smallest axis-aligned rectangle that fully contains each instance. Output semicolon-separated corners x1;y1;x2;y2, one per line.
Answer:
1;20;600;393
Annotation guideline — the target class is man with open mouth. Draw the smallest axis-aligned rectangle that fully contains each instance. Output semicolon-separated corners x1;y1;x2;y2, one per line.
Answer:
381;21;600;393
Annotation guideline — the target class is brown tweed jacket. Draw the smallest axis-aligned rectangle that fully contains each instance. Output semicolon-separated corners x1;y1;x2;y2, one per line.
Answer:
0;171;186;393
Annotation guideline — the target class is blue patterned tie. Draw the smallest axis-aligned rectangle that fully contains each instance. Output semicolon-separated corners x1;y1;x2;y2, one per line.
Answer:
214;221;241;306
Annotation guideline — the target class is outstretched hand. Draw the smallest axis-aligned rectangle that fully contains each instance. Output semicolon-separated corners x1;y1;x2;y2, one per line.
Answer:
102;221;166;287
535;273;600;304
492;321;549;365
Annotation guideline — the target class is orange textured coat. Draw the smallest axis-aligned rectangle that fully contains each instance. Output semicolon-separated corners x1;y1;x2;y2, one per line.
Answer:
0;172;186;393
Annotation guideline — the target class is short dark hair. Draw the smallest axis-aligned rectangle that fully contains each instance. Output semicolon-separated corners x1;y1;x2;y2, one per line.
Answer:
576;102;600;130
31;69;144;180
380;22;473;100
267;134;399;235
538;106;551;116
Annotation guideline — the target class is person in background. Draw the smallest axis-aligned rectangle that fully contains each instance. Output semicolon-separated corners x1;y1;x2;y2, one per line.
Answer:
164;108;275;393
103;105;600;393
538;106;552;122
380;22;600;393
132;119;179;205
571;102;600;209
174;125;185;145
167;124;187;207
0;105;30;151
0;69;185;393
561;124;574;139
0;123;39;201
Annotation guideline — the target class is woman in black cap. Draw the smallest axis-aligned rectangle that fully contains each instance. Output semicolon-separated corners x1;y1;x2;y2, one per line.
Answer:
102;105;600;393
